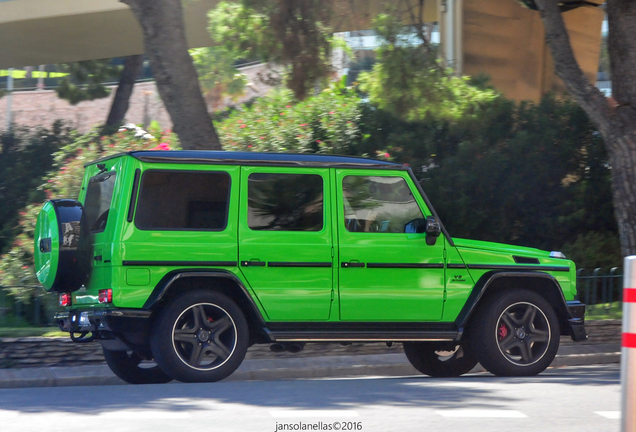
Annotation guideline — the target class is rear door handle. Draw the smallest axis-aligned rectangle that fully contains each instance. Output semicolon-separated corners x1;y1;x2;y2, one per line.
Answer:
241;260;266;267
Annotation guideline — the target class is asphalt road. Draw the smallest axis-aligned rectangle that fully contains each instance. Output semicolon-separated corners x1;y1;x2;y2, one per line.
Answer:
0;364;620;432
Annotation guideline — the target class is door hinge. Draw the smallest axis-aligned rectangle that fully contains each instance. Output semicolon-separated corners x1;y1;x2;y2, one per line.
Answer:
331;247;334;258
331;290;335;301
443;249;447;260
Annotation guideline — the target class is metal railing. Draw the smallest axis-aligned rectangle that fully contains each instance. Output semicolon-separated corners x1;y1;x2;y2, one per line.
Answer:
577;267;623;317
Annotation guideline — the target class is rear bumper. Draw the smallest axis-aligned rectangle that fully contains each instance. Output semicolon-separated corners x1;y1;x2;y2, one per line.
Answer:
55;308;151;333
566;301;588;342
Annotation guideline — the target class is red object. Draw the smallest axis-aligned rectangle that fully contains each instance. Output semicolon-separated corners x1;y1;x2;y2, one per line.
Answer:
623;332;636;349
59;293;72;307
624;288;636;303
98;289;113;304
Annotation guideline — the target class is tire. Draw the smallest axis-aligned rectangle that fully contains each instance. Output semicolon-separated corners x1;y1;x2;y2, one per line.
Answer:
470;289;560;377
102;348;173;384
403;342;478;377
150;290;249;383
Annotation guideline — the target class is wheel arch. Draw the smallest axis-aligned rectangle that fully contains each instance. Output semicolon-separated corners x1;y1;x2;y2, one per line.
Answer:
456;271;573;337
143;270;272;344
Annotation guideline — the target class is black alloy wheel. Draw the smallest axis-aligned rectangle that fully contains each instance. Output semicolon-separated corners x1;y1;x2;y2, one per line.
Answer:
495;302;551;366
151;290;249;383
470;289;560;377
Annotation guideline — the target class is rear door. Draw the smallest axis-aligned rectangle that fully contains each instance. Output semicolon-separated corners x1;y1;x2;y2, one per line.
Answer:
238;167;334;321
336;170;445;321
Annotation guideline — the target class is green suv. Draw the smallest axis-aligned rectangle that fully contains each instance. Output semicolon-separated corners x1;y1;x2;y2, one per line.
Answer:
34;150;587;384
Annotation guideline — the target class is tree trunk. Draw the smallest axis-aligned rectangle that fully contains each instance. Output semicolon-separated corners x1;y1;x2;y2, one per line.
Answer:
104;54;144;133
120;0;222;150
534;0;636;257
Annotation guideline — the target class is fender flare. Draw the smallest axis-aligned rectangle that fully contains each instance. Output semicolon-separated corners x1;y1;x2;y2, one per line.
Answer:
142;269;267;326
454;271;573;331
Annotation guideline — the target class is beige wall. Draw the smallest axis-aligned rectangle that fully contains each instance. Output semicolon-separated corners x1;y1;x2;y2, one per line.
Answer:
0;63;273;132
462;0;604;102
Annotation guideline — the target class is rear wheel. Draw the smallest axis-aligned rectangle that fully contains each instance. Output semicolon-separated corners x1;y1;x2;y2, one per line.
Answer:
470;289;560;376
102;348;173;384
403;342;478;377
151;290;249;383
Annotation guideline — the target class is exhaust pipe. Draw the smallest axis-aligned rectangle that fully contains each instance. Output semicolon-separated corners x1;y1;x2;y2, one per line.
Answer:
269;342;306;353
286;342;305;353
270;343;286;353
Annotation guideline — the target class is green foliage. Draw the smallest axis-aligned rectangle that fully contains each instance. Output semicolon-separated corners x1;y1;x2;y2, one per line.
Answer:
561;231;621;271
190;47;248;111
0;122;73;255
55;59;121;105
216;86;361;154
400;96;617;266
0;124;179;304
208;1;339;100
358;13;500;122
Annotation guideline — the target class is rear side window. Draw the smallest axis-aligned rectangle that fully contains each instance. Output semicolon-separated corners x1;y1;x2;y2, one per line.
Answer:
247;173;323;231
342;175;424;233
84;172;117;232
135;170;230;231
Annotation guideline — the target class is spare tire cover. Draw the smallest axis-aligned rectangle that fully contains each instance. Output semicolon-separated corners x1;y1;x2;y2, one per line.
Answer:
34;199;91;292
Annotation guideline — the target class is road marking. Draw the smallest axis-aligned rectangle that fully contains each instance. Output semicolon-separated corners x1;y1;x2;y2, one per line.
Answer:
270;410;359;418
595;411;620;419
98;411;191;419
0;410;19;419
435;409;527;418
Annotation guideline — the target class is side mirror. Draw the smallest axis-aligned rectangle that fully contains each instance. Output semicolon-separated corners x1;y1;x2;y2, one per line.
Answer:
425;216;441;245
404;218;427;234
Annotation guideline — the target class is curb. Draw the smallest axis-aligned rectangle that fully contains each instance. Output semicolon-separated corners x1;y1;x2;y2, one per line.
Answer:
0;348;622;389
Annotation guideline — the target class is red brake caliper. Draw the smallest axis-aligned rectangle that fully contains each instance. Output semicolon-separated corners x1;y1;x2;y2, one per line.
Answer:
498;322;509;340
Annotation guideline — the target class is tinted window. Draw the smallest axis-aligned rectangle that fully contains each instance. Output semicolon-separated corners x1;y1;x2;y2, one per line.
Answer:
135;171;230;230
342;176;424;233
248;173;323;231
84;173;117;232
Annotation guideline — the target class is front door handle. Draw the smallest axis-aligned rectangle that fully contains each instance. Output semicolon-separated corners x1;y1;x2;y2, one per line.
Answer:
341;261;365;268
241;260;266;267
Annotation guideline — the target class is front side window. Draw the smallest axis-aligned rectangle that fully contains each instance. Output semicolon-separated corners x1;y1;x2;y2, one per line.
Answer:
342;175;424;233
135;171;230;230
248;173;323;231
84;172;117;232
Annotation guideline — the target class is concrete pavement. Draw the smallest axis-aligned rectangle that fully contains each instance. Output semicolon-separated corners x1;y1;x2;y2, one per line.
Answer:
0;342;621;389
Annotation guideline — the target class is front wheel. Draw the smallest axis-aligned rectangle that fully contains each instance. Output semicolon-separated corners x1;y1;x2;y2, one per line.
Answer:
403;342;478;377
102;348;173;384
470;289;560;377
151;290;249;383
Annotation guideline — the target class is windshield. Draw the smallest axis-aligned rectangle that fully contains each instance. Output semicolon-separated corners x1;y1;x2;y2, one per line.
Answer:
84;172;117;232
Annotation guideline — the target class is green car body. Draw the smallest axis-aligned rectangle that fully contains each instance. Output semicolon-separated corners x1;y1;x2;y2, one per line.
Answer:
35;150;586;383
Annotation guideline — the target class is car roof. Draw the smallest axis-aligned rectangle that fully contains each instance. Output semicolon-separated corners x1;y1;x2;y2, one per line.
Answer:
89;150;404;169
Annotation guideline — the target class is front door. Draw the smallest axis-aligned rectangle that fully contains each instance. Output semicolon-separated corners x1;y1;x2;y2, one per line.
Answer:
336;170;445;321
238;167;334;321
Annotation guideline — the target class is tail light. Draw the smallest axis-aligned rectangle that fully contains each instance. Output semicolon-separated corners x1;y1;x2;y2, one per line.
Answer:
59;293;72;307
98;289;113;304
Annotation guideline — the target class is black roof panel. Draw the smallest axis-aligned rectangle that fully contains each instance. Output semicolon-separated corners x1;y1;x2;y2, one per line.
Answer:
125;150;403;169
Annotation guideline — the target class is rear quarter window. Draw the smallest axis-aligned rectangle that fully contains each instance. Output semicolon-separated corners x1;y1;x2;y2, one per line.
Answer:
84;172;117;233
134;170;230;231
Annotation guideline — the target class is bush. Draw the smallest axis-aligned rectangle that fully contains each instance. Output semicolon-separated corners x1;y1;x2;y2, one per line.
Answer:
216;87;362;155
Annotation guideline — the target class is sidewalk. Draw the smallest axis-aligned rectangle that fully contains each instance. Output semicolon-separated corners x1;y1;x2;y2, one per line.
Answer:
0;342;621;389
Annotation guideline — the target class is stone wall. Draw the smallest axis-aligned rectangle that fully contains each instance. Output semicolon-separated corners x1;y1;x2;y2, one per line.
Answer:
0;63;272;133
0;320;622;369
